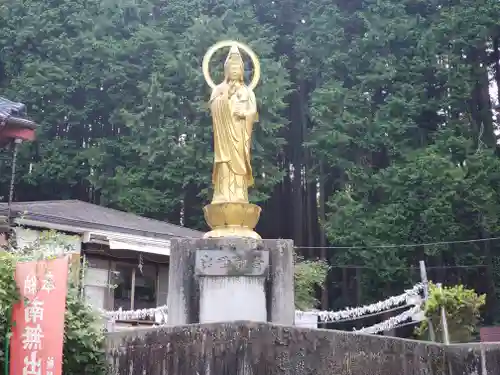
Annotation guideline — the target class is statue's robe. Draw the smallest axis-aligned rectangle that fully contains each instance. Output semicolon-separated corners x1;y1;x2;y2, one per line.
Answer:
209;81;257;203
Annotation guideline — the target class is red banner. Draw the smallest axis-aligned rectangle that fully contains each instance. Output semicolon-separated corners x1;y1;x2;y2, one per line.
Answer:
10;256;69;375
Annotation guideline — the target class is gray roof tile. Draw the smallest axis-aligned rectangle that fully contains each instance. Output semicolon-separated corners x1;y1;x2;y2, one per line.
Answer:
0;200;202;239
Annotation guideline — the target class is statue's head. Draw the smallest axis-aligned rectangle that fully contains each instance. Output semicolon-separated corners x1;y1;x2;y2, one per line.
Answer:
224;45;244;82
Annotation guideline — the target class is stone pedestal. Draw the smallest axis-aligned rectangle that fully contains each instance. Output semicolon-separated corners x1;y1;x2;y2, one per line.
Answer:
167;238;294;325
199;276;267;322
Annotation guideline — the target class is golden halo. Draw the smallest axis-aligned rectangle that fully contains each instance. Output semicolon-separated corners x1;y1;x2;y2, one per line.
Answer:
202;40;261;90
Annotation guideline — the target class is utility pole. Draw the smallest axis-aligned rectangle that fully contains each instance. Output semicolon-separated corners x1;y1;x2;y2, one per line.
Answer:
419;260;436;341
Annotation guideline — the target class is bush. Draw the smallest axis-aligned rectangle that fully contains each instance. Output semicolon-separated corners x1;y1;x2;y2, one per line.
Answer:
0;251;20;370
0;234;108;375
294;255;329;310
64;289;107;375
416;283;485;343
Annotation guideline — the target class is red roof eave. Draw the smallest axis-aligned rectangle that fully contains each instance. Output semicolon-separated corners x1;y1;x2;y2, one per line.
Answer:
0;127;36;147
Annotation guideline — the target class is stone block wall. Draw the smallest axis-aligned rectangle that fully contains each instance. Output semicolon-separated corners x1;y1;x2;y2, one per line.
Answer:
105;321;500;375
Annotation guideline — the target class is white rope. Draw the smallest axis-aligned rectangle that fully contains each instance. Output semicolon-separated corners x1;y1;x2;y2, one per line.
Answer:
100;305;168;323
298;283;423;323
355;305;424;334
99;283;423;327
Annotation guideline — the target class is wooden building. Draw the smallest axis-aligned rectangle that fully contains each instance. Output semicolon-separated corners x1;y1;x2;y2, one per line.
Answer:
0;200;201;325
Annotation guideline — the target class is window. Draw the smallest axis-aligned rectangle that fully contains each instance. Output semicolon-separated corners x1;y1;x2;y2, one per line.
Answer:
133;264;157;310
113;263;134;310
84;257;111;310
113;262;157;311
83;255;166;317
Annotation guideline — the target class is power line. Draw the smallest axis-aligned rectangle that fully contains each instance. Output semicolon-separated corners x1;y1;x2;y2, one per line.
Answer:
295;236;500;250
329;264;487;270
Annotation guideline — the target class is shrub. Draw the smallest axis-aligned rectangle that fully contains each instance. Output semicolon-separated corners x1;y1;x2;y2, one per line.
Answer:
0;251;20;370
64;289;107;375
294;255;329;310
416;282;485;343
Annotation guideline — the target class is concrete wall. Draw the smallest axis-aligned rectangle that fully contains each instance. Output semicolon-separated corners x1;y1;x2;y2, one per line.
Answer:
106;322;500;375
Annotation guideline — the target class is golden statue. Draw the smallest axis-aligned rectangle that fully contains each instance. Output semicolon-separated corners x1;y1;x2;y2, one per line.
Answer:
202;41;262;239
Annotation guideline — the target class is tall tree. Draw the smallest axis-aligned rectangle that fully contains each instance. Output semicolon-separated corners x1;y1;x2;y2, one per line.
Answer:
3;0;500;320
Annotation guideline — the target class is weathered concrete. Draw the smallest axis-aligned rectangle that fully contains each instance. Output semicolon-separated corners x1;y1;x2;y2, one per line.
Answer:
267;239;294;324
445;343;500;374
166;239;198;325
106;321;500;375
199;276;267;322
166;239;295;325
196;247;268;323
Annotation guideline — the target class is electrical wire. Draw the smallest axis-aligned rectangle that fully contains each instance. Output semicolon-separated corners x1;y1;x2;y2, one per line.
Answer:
294;236;500;250
328;264;487;270
85;248;488;271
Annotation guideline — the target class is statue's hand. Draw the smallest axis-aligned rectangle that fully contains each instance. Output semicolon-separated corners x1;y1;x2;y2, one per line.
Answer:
234;110;246;118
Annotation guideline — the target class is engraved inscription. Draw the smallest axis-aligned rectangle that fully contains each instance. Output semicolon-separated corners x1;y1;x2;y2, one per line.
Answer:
195;249;269;276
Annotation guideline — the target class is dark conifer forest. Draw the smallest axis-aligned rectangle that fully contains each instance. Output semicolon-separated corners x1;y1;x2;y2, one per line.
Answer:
2;0;500;323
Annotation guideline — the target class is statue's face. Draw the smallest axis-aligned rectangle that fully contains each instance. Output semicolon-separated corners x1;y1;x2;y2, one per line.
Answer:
227;62;243;81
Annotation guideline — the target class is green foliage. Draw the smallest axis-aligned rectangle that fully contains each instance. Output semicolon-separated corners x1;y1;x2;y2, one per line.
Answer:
299;0;500;313
0;236;107;375
2;0;500;321
63;289;107;375
0;251;20;367
294;256;329;310
417;283;486;343
0;0;290;229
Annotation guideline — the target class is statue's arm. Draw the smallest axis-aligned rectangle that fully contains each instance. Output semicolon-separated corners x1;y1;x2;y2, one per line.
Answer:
247;90;257;114
246;89;258;122
209;85;224;103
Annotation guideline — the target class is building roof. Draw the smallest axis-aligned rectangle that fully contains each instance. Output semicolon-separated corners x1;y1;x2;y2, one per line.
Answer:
0;96;38;147
0;200;202;239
